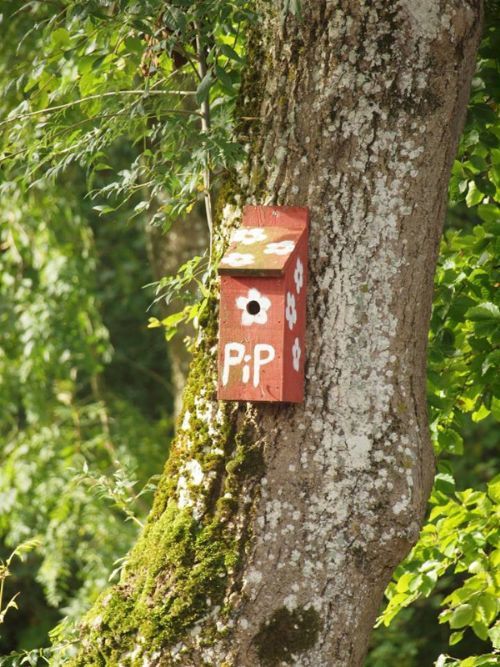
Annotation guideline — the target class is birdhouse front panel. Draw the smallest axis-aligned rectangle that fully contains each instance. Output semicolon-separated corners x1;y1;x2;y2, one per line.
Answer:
217;205;308;403
218;276;286;402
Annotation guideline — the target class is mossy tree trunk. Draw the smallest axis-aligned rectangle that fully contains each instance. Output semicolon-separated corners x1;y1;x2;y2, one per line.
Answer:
74;2;482;665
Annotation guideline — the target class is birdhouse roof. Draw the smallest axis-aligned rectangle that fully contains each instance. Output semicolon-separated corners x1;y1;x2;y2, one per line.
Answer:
218;226;305;277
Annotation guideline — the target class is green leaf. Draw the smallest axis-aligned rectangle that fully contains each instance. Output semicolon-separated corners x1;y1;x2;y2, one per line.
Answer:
477;204;500;223
93;205;116;215
472;620;490;641
134;201;150;213
466;302;500;321
492;396;500;421
449;603;474;629
475;176;496;197
50;27;71;50
467;181;485;207
449;630;464;645
476;593;498;625
471;103;498;124
435;472;456;496
395;572;415;593
196;72;214;104
8;537;42;563
488;623;500;649
470;155;488;172
483;350;500;375
487;475;500;504
438;429;464;455
124;37;143;54
0;593;19;624
472;404;491;422
218;43;243;63
161;311;187;329
215;64;235;92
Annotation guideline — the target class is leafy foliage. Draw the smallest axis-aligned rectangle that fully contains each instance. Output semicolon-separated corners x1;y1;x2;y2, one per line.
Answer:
0;176;170;651
380;478;499;642
0;539;42;625
147;254;211;340
0;0;249;228
0;0;252;344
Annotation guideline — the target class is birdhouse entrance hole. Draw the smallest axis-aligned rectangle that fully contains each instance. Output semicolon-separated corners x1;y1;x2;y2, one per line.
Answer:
246;300;261;316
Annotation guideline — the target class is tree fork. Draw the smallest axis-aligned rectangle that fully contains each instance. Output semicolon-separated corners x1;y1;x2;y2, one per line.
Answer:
73;2;483;665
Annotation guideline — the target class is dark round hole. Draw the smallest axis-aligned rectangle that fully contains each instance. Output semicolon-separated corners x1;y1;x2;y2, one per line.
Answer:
246;300;261;315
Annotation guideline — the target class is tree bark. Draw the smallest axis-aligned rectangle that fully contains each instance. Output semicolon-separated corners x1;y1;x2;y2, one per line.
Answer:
73;2;482;666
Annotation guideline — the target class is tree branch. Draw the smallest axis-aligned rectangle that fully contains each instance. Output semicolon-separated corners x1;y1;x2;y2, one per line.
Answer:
194;21;214;266
0;90;202;127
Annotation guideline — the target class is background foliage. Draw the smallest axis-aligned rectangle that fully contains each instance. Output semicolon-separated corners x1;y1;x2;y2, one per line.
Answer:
0;169;172;655
0;1;498;666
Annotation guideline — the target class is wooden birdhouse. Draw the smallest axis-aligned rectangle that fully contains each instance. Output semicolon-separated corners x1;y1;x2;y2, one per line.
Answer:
217;205;308;402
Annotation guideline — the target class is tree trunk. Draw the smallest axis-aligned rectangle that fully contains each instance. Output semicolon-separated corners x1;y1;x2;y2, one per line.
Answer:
146;207;209;415
73;2;482;665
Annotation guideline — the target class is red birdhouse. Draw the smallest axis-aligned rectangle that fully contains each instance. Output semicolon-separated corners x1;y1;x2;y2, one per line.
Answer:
217;205;308;402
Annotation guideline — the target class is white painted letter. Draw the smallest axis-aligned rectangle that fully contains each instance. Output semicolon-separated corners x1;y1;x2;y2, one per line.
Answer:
242;353;251;384
253;344;275;387
222;343;245;386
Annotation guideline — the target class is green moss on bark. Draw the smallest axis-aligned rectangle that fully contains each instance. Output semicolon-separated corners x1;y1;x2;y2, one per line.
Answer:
70;310;266;665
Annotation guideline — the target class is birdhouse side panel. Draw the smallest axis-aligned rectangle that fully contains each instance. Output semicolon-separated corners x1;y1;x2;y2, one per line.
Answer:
282;234;307;403
218;275;286;402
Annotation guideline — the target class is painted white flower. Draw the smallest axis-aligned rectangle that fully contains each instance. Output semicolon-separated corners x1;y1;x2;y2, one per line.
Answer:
231;227;268;245
236;288;271;326
294;257;304;294
292;337;301;371
285;292;297;330
263;240;295;256
220;252;254;268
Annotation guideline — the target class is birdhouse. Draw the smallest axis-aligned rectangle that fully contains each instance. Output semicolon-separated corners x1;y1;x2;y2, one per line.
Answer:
217;205;308;402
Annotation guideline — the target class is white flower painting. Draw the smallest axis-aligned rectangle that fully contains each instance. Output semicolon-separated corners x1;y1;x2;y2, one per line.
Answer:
285;292;297;330
220;252;255;268
294;257;304;294
292;337;301;371
231;227;268;245
236;288;271;326
264;240;295;256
